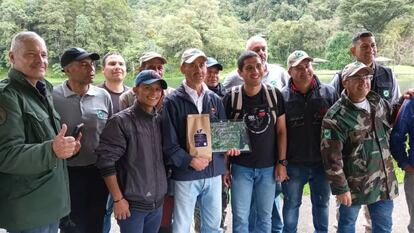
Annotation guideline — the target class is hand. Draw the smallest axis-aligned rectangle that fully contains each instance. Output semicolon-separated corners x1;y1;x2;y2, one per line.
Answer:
52;124;78;159
113;198;131;220
223;169;232;187
404;165;414;174
336;191;352;207
275;164;288;182
189;157;209;171
402;88;414;100
73;132;82;155
225;148;240;157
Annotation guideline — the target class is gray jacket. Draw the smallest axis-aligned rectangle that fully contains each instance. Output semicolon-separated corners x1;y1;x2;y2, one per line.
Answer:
95;103;167;211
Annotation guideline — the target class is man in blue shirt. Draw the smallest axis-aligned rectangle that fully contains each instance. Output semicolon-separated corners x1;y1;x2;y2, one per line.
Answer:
390;97;414;233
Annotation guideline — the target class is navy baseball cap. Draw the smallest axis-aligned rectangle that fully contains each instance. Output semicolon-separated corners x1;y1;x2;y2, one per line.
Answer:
135;70;167;89
206;57;223;70
60;47;100;70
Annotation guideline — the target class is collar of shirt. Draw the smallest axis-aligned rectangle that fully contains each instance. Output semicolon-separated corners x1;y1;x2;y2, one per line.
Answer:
182;80;208;113
62;80;97;98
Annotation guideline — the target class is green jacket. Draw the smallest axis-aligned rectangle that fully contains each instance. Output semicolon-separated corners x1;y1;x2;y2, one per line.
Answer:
0;69;70;231
321;91;398;205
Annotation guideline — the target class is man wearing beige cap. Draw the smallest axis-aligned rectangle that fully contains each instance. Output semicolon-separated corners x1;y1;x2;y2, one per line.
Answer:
330;31;401;106
119;51;173;110
281;50;338;233
162;48;239;233
321;61;398;233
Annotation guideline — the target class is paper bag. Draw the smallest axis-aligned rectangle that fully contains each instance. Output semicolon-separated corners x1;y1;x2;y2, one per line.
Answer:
186;114;212;161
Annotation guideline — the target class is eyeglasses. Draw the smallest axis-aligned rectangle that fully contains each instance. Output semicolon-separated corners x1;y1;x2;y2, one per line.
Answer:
348;74;373;81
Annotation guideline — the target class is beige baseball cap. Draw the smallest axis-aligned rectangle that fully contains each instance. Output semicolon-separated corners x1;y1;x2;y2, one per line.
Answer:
287;50;313;68
139;52;167;66
342;61;373;80
180;48;207;65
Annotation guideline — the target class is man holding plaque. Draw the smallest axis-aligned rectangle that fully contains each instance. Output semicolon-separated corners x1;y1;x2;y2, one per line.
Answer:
223;50;287;233
162;48;239;233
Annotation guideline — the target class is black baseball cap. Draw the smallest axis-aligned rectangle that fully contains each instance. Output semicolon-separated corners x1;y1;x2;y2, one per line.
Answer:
135;70;167;89
60;47;100;70
206;57;223;70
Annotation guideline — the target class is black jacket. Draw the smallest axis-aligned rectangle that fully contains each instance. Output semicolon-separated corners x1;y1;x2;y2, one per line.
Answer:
95;103;167;211
162;84;226;181
281;76;339;164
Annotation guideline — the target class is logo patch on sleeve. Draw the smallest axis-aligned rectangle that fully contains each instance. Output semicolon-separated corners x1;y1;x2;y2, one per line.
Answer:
323;129;332;139
383;90;390;98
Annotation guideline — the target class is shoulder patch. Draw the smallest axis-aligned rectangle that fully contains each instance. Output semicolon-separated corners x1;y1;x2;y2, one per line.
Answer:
324;102;341;119
0;105;7;125
323;129;332;139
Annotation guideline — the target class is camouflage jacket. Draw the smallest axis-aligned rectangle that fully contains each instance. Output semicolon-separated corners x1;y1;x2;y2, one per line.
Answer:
321;91;398;205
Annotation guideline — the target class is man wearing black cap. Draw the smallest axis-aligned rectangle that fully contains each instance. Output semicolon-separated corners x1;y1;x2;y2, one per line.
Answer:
53;48;113;233
204;57;226;98
96;70;168;233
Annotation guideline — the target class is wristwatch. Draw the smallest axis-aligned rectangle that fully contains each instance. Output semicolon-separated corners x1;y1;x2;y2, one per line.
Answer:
278;159;288;166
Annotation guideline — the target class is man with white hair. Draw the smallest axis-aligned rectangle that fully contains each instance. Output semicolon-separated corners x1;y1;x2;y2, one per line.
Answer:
223;35;289;90
0;31;80;233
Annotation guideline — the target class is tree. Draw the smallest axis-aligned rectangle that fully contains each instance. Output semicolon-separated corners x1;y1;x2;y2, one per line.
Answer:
0;0;28;67
323;31;353;69
380;15;414;65
267;16;334;64
338;0;413;34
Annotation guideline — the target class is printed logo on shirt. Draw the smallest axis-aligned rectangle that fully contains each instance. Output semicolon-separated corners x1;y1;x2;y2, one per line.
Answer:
243;107;271;134
383;90;390;98
0;105;6;126
97;110;106;119
269;80;277;87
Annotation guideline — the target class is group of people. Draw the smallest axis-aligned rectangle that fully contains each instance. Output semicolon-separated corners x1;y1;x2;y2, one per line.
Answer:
0;29;413;233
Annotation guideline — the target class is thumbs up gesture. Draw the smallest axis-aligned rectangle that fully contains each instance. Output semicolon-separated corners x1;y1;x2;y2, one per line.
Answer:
52;124;81;159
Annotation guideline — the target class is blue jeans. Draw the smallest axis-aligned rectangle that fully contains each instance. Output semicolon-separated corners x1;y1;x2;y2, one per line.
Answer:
338;199;394;233
173;176;222;233
282;164;330;233
271;182;283;232
102;195;113;233
8;222;58;233
249;182;283;233
231;164;276;233
117;207;162;233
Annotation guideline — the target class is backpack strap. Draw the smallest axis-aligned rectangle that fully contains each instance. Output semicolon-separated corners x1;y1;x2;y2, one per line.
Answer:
263;84;278;125
231;85;243;119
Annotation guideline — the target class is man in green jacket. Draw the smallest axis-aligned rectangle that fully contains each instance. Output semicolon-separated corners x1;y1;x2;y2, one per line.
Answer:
0;31;80;233
321;61;398;233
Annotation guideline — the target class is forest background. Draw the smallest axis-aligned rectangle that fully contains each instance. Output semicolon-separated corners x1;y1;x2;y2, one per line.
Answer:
0;0;414;89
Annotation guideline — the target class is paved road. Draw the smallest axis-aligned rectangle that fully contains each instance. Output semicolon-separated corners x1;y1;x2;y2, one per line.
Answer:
106;183;410;232
0;184;409;232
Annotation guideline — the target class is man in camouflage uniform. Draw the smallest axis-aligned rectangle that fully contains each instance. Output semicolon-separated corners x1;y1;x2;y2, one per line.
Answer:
321;61;398;233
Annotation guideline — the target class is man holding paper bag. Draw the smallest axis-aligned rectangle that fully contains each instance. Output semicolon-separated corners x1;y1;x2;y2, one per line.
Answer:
162;48;239;233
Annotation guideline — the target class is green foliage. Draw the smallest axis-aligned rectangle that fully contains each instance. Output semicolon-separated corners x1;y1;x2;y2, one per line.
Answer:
0;0;28;66
338;0;413;34
1;0;414;69
322;31;353;69
267;16;334;64
380;15;414;65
